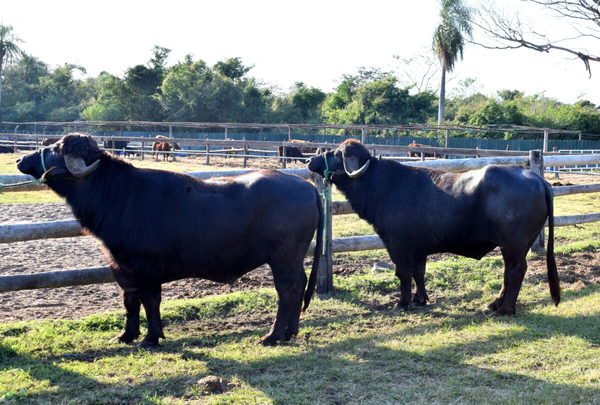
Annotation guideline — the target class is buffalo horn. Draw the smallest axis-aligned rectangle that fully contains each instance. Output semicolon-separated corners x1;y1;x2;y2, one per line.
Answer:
64;155;100;177
343;156;370;178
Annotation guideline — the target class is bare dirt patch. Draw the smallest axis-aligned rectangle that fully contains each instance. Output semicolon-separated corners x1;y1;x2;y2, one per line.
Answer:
527;250;600;289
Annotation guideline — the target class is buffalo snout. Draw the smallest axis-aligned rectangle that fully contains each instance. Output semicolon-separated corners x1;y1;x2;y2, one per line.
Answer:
306;155;322;172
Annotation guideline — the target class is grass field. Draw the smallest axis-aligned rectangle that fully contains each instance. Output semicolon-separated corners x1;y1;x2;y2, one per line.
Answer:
1;153;599;404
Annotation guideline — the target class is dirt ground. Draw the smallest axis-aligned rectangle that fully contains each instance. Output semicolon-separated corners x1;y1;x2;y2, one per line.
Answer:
0;157;598;323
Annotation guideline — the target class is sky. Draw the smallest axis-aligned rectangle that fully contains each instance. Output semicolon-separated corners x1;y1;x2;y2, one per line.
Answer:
2;0;599;105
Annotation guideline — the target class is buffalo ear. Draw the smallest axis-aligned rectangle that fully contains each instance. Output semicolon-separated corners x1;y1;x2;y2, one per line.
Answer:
59;133;101;160
342;149;371;178
59;133;102;177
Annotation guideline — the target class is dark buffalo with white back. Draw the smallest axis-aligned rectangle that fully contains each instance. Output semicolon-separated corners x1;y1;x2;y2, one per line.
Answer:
278;146;308;164
103;140;129;152
308;139;559;315
17;133;323;347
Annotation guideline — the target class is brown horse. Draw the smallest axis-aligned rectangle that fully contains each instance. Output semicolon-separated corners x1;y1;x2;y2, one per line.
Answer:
152;135;177;161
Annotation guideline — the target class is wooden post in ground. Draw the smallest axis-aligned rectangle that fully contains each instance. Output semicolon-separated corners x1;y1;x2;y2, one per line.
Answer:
243;138;248;168
543;129;549;153
281;142;287;169
444;128;449;158
361;128;367;143
205;138;210;165
312;173;334;295
529;149;545;252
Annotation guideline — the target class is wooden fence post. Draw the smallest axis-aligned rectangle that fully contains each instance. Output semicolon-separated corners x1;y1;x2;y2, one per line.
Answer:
529;149;545;252
552;147;559;178
543;129;549;153
281;142;287;169
243;140;248;168
361;128;367;143
141;141;145;160
312;173;334;295
205;138;210;165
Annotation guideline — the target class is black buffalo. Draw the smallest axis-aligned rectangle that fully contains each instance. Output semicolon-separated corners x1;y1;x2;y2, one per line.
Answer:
103;140;129;153
278;146;307;164
17;133;323;347
308;139;559;315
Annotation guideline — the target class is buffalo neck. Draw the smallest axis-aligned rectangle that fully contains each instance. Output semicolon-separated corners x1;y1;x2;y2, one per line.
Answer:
48;156;130;233
331;158;378;221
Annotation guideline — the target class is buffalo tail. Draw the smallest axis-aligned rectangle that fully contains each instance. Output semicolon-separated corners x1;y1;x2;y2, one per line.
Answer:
302;188;324;312
545;181;560;306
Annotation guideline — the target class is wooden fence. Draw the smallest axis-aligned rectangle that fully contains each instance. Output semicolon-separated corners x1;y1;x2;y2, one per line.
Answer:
1;151;600;295
1;132;542;168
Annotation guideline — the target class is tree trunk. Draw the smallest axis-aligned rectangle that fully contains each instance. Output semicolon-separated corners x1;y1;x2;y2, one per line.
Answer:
437;68;446;125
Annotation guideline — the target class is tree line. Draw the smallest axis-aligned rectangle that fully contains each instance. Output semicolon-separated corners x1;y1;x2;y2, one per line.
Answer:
1;41;600;138
3;47;599;138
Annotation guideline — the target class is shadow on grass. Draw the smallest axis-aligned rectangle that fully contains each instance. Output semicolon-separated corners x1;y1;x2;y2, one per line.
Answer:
1;283;598;403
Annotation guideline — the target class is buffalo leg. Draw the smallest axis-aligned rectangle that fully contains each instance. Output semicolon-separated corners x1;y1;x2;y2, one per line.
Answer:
261;260;305;345
489;248;528;315
412;257;429;306
395;265;413;308
139;285;165;347
385;240;414;308
283;268;307;341
116;290;141;343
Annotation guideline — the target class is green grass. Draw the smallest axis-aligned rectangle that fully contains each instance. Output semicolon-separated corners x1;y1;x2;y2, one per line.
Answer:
1;249;599;404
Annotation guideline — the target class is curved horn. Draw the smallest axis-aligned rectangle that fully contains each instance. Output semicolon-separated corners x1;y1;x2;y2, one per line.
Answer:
343;156;370;178
64;155;100;177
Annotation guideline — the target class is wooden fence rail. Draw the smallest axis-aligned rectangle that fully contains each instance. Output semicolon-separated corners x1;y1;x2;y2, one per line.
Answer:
1;132;549;158
2;153;599;189
0;235;386;292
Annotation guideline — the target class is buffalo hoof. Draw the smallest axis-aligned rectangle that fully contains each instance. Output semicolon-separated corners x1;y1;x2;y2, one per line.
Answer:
258;334;280;346
138;337;160;348
412;294;429;306
492;306;516;316
114;330;139;344
394;301;411;311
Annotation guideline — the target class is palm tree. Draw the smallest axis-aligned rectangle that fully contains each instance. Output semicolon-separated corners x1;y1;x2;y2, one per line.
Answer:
0;25;23;117
433;0;472;125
